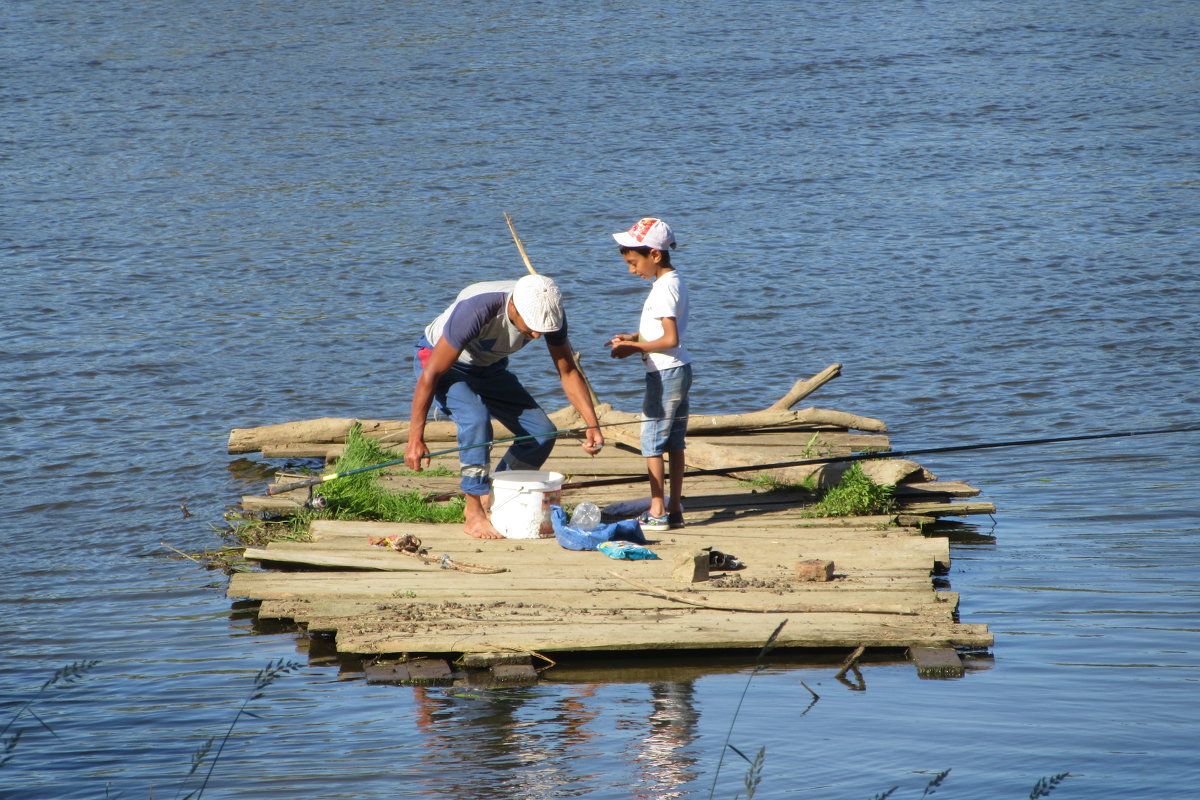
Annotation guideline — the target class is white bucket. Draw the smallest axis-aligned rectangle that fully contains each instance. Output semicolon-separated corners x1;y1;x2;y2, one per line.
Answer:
490;470;564;539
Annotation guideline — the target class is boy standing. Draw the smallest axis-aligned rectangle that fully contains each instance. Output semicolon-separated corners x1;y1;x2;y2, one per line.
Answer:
607;217;692;531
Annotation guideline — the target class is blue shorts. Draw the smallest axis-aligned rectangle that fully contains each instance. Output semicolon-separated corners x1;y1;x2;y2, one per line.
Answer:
640;364;692;457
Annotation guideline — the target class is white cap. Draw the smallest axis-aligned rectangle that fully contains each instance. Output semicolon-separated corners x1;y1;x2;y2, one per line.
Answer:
612;217;676;251
511;274;564;333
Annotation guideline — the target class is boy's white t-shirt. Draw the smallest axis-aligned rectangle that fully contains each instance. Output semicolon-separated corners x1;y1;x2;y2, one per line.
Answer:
639;270;691;372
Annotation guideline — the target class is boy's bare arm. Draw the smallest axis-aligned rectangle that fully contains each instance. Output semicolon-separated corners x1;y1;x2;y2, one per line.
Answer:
607;317;678;358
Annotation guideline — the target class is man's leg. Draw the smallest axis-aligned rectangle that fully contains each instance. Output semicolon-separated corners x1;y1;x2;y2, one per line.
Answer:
440;375;503;539
471;366;556;473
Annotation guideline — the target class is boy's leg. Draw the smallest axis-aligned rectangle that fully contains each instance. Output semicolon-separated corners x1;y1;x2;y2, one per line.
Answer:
660;365;692;525
640;370;671;522
646;454;667;518
667;448;686;516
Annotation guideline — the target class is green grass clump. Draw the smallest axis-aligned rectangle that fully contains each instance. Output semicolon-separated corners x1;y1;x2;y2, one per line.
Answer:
803;462;896;518
312;426;465;525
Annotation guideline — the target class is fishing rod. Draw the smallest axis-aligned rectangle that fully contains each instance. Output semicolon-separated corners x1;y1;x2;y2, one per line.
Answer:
416;422;1200;502
552;423;1200;493
264;418;646;496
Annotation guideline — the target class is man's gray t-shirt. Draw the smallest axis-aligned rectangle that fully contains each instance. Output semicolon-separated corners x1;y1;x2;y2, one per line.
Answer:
423;280;568;367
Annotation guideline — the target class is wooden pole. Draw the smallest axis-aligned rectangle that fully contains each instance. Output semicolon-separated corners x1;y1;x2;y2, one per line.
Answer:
504;211;538;276
504;211;602;406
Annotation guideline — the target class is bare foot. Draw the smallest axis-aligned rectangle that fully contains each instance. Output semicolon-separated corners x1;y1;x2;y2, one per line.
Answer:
464;518;504;539
464;493;502;539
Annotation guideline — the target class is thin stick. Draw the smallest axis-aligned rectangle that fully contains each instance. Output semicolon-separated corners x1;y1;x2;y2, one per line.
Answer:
502;210;604;415
835;645;866;679
161;541;203;565
503;211;538;276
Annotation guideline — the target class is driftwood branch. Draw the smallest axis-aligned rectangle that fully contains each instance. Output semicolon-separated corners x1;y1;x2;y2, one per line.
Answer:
769;363;842;410
226;363;870;454
835;645;866;679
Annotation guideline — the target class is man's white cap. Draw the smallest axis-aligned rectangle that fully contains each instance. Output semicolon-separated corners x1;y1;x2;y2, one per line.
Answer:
511;274;564;333
612;217;676;251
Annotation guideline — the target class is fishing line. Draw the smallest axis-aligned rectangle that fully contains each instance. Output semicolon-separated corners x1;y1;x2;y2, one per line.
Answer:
554;422;1200;492
270;421;1200;498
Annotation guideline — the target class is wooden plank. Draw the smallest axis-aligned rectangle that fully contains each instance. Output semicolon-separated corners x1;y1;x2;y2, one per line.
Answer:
899;501;996;516
243;546;438;572
334;613;993;655
230;569;943;602
257;590;961;625
895;481;980;498
909;646;965;678
241;536;947;574
364;659;453;685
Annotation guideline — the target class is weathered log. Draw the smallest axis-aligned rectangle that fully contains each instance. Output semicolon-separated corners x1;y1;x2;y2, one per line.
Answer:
769;363;842;410
227;366;879;454
596;406;886;436
228;417;366;454
860;459;936;486
686;407;886;434
228;408;589;454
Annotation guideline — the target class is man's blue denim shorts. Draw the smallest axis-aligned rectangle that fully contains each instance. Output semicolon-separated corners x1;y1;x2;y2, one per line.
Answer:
640;364;692;457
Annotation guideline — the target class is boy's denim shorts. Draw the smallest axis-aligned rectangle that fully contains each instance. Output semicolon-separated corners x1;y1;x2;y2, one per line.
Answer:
640;364;693;457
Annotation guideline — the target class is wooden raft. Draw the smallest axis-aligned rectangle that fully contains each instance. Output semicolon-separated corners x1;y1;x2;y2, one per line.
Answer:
228;434;994;664
226;366;995;672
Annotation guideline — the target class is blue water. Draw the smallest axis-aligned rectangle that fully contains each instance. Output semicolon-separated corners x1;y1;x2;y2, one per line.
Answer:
3;1;1198;798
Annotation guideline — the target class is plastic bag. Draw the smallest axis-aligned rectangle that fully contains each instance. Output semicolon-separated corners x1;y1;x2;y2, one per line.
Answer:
550;505;647;551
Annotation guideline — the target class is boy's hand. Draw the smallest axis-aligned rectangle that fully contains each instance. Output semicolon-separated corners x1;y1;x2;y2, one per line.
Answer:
607;334;638;359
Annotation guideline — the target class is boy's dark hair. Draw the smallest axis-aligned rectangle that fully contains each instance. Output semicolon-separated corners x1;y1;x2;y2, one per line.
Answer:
619;245;672;267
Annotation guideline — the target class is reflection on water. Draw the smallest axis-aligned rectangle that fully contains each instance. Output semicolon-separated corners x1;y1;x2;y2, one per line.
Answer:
399;682;699;799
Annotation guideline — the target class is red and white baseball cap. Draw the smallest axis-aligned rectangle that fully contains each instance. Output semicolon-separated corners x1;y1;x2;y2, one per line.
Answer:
612;217;676;251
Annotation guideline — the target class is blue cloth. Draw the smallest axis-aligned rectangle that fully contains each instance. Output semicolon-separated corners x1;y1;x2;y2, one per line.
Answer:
550;505;647;551
597;540;659;560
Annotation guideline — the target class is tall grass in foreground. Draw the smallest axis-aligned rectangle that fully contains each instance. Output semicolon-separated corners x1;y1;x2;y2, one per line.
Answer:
1;658;303;799
176;658;304;799
0;659;99;768
705;622;1073;799
4;656;1074;798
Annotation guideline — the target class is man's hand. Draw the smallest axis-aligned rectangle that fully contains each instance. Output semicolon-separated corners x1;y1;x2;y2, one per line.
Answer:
404;438;430;471
582;427;604;455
